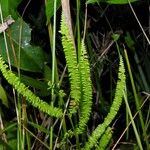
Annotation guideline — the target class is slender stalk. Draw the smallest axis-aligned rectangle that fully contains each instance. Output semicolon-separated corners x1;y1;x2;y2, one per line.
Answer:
123;88;143;150
76;0;81;59
112;94;149;150
51;0;57;105
0;4;11;69
128;0;150;45
50;127;53;150
0;108;7;144
0;6;22;149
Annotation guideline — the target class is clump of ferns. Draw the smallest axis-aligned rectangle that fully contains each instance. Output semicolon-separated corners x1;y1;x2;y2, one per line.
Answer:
83;55;126;150
60;12;92;136
0;56;62;118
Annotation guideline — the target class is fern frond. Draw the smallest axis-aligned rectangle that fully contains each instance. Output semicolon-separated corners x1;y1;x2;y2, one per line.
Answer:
96;127;112;150
83;55;126;149
76;40;92;134
60;13;81;114
0;55;62;118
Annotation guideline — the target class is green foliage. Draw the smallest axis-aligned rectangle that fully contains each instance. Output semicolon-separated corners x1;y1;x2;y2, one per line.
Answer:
0;18;46;72
61;12;92;134
0;0;21;18
28;121;49;135
61;12;81;114
125;32;135;51
1;1;148;149
76;40;92;134
0;135;17;150
86;0;138;4
124;49;149;149
96;127;112;150
19;74;50;97
45;0;61;24
0;55;63;118
0;84;8;107
83;55;126;149
0;122;17;150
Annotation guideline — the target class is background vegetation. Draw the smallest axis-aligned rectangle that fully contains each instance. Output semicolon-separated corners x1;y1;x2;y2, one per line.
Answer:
0;0;150;149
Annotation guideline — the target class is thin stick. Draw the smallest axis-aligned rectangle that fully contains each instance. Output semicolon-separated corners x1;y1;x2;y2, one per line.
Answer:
128;0;150;45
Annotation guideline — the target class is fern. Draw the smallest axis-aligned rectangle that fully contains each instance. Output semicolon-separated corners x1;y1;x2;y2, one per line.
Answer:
0;55;62;118
83;55;126;149
60;12;93;144
60;12;81;114
61;12;92;134
96;127;112;150
76;40;92;134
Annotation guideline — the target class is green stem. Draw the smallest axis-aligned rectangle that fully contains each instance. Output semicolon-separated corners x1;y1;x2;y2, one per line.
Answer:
51;0;57;105
76;0;81;59
50;127;53;150
123;88;143;150
124;49;149;149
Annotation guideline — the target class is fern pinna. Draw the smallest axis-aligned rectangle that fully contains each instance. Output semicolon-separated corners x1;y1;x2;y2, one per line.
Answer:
0;55;62;118
60;12;92;135
83;55;126;150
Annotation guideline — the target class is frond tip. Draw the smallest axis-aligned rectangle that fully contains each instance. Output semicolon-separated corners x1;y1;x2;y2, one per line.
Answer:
0;55;63;118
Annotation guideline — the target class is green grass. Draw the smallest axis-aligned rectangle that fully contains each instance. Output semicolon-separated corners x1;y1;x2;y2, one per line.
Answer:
0;0;149;149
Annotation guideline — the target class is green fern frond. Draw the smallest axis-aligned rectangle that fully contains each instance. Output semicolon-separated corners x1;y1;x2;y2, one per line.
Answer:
0;55;62;118
60;13;81;114
83;55;126;149
76;40;92;134
60;40;92;146
96;127;112;150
